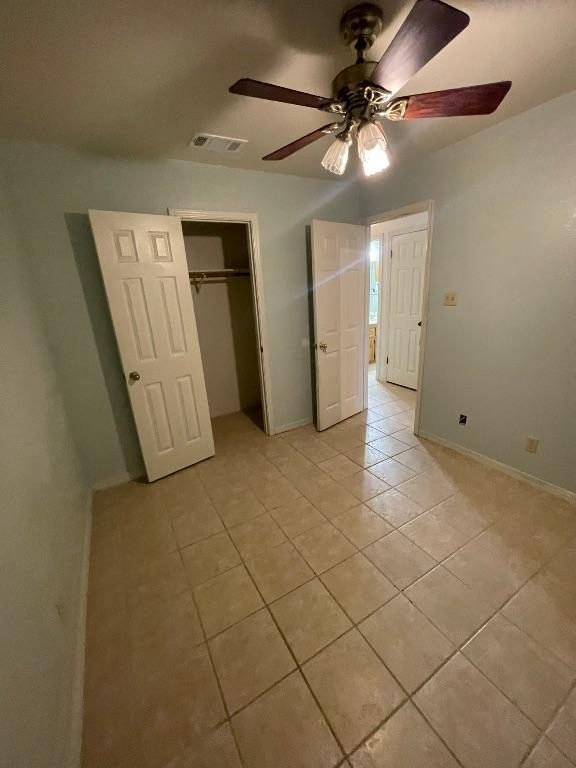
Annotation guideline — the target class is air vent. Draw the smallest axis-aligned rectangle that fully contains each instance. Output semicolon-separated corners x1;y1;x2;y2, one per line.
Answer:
190;133;248;153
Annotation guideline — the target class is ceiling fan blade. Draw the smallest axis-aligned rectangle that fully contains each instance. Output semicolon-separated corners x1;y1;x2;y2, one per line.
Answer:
397;81;512;118
371;0;470;95
230;78;331;109
263;124;338;161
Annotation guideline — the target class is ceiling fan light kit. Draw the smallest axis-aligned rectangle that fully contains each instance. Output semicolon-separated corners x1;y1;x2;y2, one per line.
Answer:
357;121;391;175
321;136;350;176
229;0;512;178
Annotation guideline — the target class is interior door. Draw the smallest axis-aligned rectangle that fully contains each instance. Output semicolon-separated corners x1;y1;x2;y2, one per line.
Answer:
312;220;367;431
89;209;214;481
387;228;427;389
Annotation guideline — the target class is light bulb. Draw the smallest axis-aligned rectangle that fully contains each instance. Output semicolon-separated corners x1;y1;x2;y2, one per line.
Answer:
357;121;390;177
321;137;350;176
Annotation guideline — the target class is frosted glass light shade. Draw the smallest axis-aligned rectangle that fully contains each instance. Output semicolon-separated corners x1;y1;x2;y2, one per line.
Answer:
321;137;350;175
357;121;390;177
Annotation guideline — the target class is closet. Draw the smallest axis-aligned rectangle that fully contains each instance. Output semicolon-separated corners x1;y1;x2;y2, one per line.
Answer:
181;221;264;430
90;208;270;481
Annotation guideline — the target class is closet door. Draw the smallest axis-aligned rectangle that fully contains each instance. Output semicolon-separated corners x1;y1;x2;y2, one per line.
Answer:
89;209;214;481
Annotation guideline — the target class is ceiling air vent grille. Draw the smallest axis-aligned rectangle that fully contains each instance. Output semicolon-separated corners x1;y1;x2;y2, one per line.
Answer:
190;133;248;153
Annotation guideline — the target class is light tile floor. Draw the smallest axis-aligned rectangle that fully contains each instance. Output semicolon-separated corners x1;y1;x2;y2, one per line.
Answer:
83;374;576;768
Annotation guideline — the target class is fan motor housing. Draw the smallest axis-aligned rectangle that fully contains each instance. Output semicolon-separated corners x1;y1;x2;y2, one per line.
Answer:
333;5;388;115
331;61;377;101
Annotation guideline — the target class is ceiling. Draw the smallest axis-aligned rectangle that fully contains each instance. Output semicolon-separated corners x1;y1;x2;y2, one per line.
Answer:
1;0;576;180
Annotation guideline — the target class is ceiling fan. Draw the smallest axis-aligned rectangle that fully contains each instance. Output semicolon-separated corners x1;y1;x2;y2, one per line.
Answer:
229;0;511;177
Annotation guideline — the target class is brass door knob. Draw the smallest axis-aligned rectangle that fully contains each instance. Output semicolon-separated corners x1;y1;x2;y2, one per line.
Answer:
129;371;141;381
319;342;328;352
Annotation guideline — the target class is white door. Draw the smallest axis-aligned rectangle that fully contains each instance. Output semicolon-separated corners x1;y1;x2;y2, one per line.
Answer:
312;220;367;431
89;210;214;481
386;228;427;389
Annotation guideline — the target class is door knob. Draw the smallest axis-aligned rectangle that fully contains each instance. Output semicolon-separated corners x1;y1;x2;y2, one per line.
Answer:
417;321;422;327
129;371;141;381
319;342;328;352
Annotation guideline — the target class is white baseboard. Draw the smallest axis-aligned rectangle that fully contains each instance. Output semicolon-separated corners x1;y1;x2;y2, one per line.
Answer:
272;416;314;435
67;492;92;767
91;471;131;491
420;431;576;503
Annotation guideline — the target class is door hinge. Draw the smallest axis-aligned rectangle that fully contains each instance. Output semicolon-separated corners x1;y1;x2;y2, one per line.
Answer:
386;356;389;364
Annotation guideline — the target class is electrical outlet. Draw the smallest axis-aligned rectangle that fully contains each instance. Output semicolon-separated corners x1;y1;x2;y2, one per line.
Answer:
443;292;458;306
525;437;539;454
459;414;467;425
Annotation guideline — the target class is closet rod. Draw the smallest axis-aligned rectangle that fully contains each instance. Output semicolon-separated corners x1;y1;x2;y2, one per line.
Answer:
188;268;250;279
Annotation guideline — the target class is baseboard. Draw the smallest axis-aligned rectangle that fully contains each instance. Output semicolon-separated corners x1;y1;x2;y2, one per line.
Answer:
272;416;314;435
67;492;92;767
420;431;576;503
91;471;131;491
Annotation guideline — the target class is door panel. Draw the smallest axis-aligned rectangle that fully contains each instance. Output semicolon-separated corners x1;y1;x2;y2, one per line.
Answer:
312;220;367;431
89;209;214;481
387;228;427;389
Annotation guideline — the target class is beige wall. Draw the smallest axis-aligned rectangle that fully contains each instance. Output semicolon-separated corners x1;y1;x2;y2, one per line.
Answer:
183;221;261;418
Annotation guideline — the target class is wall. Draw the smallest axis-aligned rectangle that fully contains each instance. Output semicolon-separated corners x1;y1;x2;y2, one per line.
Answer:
0;143;361;485
183;221;261;418
0;180;90;767
362;89;576;493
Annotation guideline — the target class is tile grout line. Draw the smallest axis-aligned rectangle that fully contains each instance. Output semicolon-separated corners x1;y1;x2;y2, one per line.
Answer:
521;677;576;766
460;536;576;676
173;531;248;768
398;534;576;762
212;517;351;767
519;678;576;766
409;530;576;679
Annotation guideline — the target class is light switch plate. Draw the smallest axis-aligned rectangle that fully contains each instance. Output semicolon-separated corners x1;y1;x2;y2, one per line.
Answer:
443;292;458;306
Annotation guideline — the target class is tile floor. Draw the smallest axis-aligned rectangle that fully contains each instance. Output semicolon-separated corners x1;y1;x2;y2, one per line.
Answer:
83;373;576;768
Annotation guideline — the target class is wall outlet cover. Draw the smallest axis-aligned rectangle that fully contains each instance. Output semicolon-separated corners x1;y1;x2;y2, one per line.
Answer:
443;292;458;306
525;437;539;454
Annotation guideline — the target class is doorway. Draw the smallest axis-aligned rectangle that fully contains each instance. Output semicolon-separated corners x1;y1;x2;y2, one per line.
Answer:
170;209;272;436
366;203;433;435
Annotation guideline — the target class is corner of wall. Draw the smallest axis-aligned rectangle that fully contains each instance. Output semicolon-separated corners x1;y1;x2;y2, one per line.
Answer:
66;495;93;768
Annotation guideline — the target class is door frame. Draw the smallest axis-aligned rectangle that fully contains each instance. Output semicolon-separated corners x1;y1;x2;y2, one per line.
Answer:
365;200;435;436
169;208;273;435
